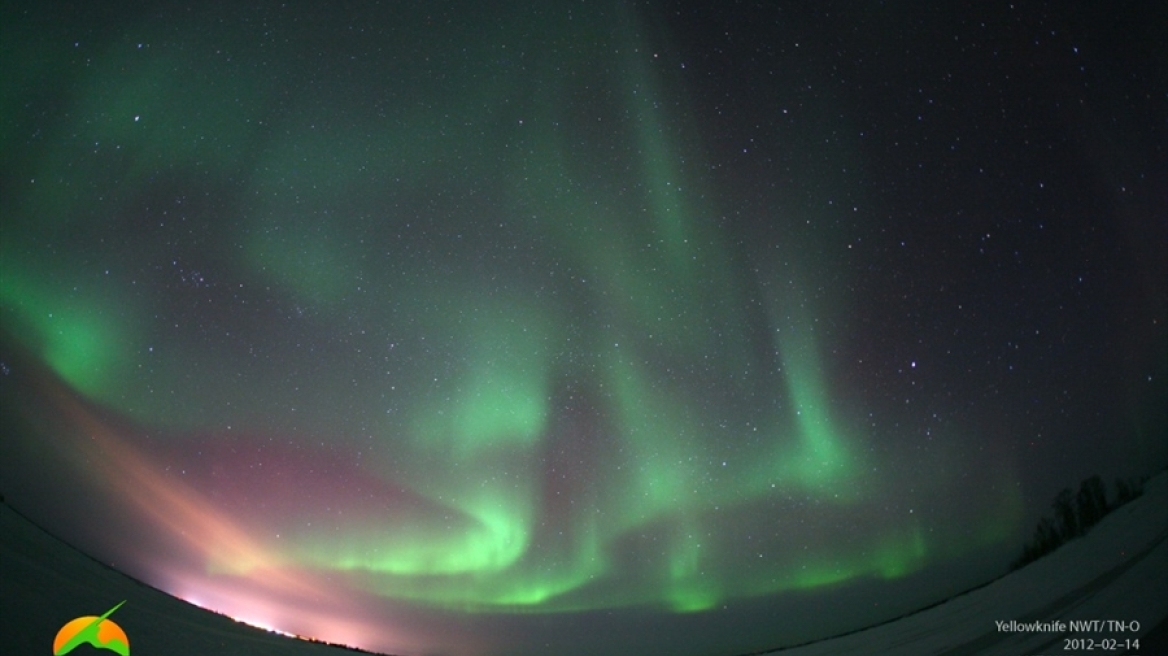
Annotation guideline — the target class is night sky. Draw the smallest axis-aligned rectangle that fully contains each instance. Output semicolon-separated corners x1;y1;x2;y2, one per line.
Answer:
1;2;1164;655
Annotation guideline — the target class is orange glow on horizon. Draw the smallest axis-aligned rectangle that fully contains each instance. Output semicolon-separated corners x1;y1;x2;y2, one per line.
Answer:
32;370;401;652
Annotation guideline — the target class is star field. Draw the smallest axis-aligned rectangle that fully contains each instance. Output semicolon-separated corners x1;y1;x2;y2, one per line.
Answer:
1;2;1164;655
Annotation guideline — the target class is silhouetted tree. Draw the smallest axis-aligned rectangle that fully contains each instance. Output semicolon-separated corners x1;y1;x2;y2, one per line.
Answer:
1113;476;1144;505
1009;466;1153;569
1052;488;1079;539
1114;477;1132;505
1076;475;1108;531
1037;516;1059;552
1010;472;1149;572
1011;515;1062;570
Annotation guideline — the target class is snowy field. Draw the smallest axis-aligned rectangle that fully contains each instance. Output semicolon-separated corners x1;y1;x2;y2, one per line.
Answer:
3;473;1165;656
771;472;1168;656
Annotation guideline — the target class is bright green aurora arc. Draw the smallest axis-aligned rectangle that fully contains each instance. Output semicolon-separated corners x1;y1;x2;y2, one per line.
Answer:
3;2;1163;656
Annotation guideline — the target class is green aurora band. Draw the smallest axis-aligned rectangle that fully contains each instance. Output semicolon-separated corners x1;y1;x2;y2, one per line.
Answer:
0;2;1021;616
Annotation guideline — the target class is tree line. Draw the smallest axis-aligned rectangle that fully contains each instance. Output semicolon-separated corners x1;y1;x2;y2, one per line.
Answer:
1009;473;1149;571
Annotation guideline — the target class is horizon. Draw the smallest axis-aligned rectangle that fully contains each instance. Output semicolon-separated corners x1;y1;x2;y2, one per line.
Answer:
4;470;1165;655
1;1;1164;654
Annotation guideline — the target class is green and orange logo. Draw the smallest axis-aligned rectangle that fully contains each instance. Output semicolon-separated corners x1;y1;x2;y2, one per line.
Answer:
53;600;130;655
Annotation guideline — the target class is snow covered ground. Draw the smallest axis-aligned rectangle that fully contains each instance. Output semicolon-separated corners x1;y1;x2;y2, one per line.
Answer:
772;472;1168;656
0;502;361;656
3;472;1165;656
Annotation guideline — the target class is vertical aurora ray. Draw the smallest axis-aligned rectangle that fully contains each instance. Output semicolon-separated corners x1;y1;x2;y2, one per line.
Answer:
771;309;862;495
0;3;976;615
9;3;1143;655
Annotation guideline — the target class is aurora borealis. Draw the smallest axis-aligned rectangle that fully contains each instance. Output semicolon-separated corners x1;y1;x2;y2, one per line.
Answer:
1;2;1165;655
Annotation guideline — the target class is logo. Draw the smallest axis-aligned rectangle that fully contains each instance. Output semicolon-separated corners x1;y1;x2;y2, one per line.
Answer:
53;600;130;655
